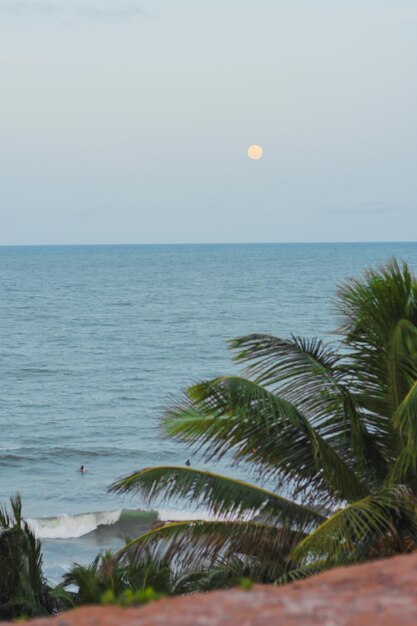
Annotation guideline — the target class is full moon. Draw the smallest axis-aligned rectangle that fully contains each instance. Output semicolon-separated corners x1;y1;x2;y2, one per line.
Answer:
247;144;263;160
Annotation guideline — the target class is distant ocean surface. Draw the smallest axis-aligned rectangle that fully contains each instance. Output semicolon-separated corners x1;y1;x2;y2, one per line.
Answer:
1;242;417;582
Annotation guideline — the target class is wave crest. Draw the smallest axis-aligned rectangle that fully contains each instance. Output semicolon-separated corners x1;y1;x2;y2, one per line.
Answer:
27;508;158;540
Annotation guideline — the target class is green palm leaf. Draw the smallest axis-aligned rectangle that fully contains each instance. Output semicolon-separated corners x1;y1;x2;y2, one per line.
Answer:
230;333;388;479
275;559;329;584
165;377;369;502
110;465;325;529
338;259;417;416
111;519;304;582
388;380;417;485
230;334;340;395
292;485;417;564
0;496;53;620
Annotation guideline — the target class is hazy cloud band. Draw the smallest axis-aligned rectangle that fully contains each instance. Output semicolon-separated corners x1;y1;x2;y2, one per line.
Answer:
0;0;148;18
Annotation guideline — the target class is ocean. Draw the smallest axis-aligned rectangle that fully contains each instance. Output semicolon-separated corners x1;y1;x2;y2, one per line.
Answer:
1;242;416;583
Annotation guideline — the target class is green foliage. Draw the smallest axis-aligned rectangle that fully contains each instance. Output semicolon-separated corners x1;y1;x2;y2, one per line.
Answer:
111;466;325;529
0;495;54;621
62;550;171;607
109;259;417;585
100;586;162;607
5;258;417;618
239;578;253;591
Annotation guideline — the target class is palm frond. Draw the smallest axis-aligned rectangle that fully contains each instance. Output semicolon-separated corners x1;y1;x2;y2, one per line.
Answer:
230;333;389;480
292;485;417;565
111;519;304;583
388;319;417;408
338;259;417;339
338;259;417;416
165;376;369;503
274;559;329;585
0;496;52;620
230;334;340;393
110;465;325;529
388;380;417;485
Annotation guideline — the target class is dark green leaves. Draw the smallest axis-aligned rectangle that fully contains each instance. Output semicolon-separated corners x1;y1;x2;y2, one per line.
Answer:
111;519;304;583
293;486;417;564
165;377;369;502
110;466;325;529
0;496;53;620
109;259;417;588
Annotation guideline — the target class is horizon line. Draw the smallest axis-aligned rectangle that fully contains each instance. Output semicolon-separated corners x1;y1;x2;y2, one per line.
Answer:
0;240;416;248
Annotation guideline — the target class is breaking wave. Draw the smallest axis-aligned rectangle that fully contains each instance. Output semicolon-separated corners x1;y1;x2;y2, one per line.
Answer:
27;509;158;540
27;507;213;540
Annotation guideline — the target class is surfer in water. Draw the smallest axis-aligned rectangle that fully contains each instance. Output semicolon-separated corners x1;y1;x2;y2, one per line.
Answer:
79;465;86;473
185;459;191;467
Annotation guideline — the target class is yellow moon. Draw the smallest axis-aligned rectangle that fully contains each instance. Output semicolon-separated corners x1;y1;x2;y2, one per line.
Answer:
247;144;263;160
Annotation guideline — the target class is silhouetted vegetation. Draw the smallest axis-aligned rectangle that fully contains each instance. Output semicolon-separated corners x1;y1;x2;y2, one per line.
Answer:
0;495;53;621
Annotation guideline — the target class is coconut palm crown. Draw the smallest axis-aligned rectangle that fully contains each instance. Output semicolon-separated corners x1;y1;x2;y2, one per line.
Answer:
111;259;417;584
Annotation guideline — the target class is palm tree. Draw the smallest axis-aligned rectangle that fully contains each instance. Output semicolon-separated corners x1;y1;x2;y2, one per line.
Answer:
110;259;417;584
0;495;53;620
63;547;208;602
61;546;236;604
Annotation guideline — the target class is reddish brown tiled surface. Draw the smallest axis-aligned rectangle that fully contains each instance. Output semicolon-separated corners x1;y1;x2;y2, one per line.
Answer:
10;552;417;626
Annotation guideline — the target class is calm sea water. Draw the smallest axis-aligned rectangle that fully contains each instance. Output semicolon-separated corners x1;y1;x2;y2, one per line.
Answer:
1;242;416;581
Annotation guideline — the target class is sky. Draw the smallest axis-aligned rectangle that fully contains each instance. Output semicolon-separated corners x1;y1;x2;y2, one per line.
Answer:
0;0;416;245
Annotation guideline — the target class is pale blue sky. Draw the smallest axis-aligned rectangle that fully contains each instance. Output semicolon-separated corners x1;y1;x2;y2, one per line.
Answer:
0;0;416;244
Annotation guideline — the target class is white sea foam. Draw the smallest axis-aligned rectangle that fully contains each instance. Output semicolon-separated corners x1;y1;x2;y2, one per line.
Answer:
27;510;122;539
27;507;215;540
